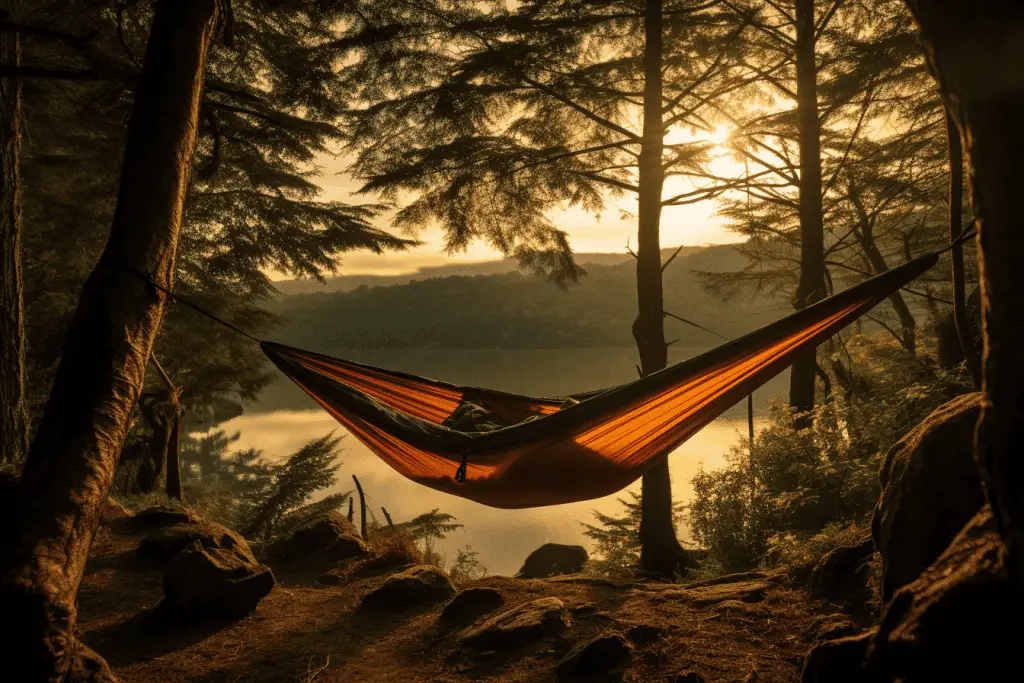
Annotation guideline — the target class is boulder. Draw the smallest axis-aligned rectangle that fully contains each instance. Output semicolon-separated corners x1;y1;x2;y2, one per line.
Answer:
806;505;1024;682
160;540;275;621
440;587;505;623
517;544;589;578
556;633;632;679
124;505;196;532
360;565;456;611
459;597;572;650
67;642;116;683
807;534;874;602
864;505;1024;681
138;519;255;563
266;513;368;564
872;393;985;600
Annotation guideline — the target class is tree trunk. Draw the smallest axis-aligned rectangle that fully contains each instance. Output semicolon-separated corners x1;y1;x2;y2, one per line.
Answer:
165;409;184;503
0;17;28;467
908;0;1024;587
945;108;981;388
634;0;693;577
0;2;219;679
848;182;917;354
790;0;825;420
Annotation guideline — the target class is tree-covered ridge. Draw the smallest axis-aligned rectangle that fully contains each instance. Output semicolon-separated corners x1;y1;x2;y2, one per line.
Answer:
270;244;784;350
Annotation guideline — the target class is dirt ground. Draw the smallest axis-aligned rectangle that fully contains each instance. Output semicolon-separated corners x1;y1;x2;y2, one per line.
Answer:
77;522;858;683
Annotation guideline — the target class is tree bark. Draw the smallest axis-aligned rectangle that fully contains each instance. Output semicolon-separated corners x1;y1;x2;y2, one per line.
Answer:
907;0;1024;587
634;0;694;577
945;107;981;388
0;17;28;467
0;2;219;679
789;0;826;420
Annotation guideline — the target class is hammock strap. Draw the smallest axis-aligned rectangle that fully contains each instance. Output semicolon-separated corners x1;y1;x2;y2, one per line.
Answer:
120;265;262;343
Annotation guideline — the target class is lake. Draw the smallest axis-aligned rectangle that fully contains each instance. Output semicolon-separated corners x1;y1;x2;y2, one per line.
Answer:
216;346;788;576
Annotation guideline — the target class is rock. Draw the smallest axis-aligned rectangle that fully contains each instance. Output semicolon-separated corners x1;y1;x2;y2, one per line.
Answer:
806;506;1024;682
124;505;196;532
138;520;254;563
518;544;589;578
67;642;116;683
807;534;874;601
266;513;368;564
360;565;456;610
441;587;505;622
459;597;572;650
100;498;133;526
556;633;632;679
672;672;707;683
863;505;1024;681
872;393;985;600
161;540;275;621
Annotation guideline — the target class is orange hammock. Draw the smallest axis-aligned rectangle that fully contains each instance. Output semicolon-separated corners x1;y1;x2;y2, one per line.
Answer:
263;253;938;509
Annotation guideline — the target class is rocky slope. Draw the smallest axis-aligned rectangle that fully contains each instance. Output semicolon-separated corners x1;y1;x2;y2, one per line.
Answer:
77;508;860;683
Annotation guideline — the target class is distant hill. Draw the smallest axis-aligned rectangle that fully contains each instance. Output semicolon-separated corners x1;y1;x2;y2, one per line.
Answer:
268;244;789;351
272;247;707;295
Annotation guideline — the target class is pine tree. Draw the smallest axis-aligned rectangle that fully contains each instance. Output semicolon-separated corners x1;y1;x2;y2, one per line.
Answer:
13;0;413;427
335;0;748;576
0;2;222;676
241;433;344;540
706;0;961;392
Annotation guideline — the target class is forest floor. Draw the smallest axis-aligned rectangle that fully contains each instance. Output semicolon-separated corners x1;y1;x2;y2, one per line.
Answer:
77;517;862;683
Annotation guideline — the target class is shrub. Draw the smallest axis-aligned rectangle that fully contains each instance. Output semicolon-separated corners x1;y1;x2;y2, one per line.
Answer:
367;527;423;566
688;332;971;573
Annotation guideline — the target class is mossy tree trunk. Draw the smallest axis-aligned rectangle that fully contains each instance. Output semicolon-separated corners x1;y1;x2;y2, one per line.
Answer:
0;1;220;679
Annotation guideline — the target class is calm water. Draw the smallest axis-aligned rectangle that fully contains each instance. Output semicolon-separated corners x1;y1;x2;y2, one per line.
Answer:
218;347;787;575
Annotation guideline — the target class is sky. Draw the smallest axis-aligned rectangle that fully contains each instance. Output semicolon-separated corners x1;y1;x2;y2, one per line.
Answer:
288;126;747;278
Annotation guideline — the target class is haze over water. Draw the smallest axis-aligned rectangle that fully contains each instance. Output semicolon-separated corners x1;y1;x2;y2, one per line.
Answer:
219;346;786;576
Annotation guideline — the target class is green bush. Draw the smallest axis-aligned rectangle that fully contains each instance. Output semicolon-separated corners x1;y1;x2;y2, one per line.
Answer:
688;333;970;573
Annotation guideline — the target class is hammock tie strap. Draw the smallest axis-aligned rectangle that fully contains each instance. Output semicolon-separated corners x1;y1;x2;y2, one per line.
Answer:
119;264;261;343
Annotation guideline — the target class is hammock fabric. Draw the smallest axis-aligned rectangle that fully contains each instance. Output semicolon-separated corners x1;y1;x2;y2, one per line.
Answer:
263;252;938;509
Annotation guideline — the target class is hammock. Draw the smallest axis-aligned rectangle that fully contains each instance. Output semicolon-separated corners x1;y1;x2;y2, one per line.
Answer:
262;252;939;509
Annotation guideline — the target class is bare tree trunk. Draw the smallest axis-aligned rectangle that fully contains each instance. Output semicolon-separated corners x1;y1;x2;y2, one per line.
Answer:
848;182;917;354
790;0;826;421
635;0;693;577
347;496;354;524
0;2;219;679
945;108;981;388
352;474;367;538
908;0;1024;587
151;353;184;502
165;410;184;503
0;16;28;467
